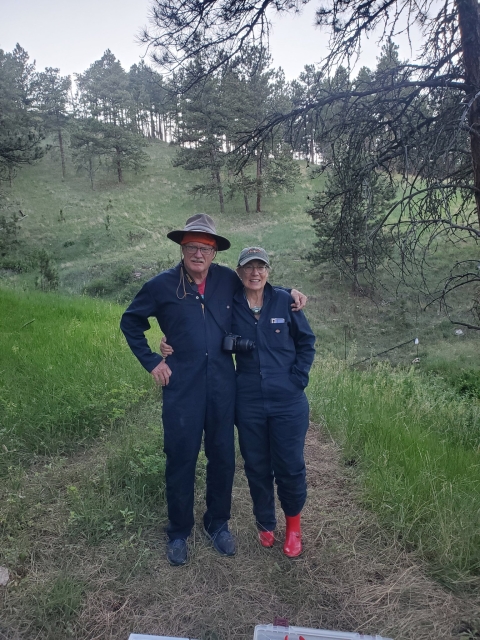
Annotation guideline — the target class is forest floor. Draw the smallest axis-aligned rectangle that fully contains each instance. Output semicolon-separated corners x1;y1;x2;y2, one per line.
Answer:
2;422;478;640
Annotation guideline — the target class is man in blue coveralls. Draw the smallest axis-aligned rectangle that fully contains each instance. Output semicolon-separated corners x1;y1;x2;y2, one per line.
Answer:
120;214;306;566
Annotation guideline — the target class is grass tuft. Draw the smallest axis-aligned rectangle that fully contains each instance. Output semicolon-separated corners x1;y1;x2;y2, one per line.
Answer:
32;573;85;625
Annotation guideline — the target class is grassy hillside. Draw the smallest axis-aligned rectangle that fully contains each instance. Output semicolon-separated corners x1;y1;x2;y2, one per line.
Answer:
2;142;315;288
0;288;161;468
1;140;479;371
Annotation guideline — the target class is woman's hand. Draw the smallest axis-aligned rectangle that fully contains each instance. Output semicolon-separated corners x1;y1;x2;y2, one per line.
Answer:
290;289;308;311
160;336;174;357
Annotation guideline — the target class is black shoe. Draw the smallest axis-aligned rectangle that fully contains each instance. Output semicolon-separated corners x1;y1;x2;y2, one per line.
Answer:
166;538;188;566
204;527;236;556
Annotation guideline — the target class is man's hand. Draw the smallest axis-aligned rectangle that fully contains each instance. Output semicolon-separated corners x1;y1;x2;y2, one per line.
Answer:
160;336;174;357
291;288;308;311
150;360;172;386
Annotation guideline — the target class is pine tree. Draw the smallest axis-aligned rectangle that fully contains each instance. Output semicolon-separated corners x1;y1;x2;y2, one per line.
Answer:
173;60;230;213
34;67;71;178
0;45;44;185
128;61;168;139
70;118;109;190
226;48;299;212
308;142;395;293
75;50;131;126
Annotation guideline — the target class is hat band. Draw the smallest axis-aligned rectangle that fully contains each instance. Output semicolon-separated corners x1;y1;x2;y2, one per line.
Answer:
181;232;217;247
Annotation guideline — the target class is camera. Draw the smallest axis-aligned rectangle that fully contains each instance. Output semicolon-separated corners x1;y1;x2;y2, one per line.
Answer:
222;333;256;353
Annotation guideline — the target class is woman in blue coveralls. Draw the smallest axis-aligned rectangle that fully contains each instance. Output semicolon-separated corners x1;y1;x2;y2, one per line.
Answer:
232;247;315;557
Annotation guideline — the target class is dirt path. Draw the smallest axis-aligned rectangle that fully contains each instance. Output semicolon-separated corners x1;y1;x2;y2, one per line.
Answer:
75;423;478;640
2;422;479;640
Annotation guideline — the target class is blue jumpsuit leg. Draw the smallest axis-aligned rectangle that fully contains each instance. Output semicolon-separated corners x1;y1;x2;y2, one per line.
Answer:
236;375;277;531
237;375;310;528
203;389;236;534
268;391;310;517
162;388;206;541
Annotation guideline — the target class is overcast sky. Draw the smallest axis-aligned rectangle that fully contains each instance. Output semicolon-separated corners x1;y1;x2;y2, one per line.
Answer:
0;0;419;82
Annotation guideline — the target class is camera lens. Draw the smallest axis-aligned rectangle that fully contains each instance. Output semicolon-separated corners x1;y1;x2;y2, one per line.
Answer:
236;338;256;352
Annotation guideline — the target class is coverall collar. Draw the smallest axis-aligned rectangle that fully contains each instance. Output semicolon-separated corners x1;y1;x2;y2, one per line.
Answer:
179;260;222;303
234;281;274;321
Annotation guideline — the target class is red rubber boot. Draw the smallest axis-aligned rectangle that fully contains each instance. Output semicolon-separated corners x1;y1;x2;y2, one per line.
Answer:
258;530;275;548
283;513;302;557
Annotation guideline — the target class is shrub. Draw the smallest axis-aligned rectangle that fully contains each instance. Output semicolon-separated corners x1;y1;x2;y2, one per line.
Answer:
35;249;59;291
83;264;134;298
0;254;36;272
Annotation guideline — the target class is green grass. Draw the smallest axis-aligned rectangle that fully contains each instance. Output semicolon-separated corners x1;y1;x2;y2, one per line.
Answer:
1;138;480;595
307;358;480;587
30;573;85;634
2;280;477;588
0;393;175;639
65;417;167;544
0;288;161;466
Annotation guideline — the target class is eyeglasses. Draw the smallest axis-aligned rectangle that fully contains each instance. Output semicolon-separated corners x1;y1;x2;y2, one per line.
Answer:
183;244;216;255
242;264;268;273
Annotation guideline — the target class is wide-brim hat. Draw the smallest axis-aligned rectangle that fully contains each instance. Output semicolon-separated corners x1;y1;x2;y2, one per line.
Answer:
167;213;231;251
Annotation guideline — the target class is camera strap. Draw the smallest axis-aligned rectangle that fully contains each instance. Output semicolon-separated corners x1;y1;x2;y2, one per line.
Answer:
203;297;229;336
180;263;230;335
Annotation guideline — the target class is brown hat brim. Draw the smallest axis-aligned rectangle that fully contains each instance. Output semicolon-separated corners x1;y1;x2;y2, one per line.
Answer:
167;229;231;251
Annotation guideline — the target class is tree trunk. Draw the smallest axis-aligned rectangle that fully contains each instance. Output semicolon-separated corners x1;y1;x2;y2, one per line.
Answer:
256;152;263;213
158;115;164;141
210;150;224;213
219;173;225;213
214;167;224;214
243;190;250;213
58;127;66;179
116;148;123;183
150;107;156;139
457;0;480;228
240;168;250;213
352;248;360;292
88;157;94;190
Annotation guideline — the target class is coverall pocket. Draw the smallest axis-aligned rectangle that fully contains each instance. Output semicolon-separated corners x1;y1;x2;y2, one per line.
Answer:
269;324;289;343
288;372;306;390
214;298;233;331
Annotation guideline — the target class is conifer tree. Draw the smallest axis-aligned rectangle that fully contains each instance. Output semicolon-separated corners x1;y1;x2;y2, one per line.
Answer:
173;60;230;213
128;61;168;139
75;50;131;126
308;140;395;292
70;118;108;190
227;47;299;212
0;45;44;185
34;67;71;178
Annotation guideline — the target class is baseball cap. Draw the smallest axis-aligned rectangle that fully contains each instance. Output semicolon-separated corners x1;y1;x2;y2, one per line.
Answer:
237;247;270;267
